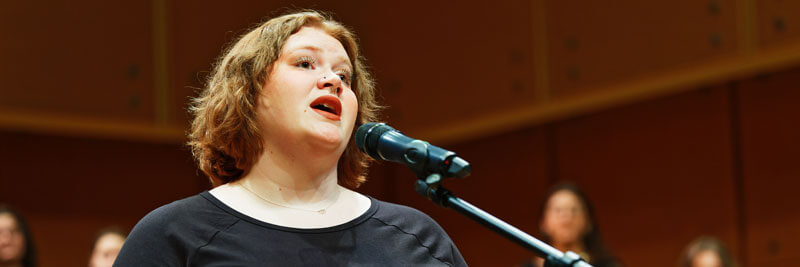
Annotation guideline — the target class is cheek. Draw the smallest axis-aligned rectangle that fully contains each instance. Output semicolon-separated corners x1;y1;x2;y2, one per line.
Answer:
541;216;557;232
261;72;312;109
344;92;359;120
12;235;24;249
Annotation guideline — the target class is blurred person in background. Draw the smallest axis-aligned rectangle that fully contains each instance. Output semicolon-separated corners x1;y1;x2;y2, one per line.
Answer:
0;205;36;267
88;227;126;267
521;183;620;267
677;236;737;267
114;10;464;266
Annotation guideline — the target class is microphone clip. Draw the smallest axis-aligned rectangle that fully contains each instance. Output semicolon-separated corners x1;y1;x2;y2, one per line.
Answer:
414;173;449;206
402;139;470;180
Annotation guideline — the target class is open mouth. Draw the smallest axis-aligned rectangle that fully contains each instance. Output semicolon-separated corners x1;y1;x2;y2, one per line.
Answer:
310;95;342;121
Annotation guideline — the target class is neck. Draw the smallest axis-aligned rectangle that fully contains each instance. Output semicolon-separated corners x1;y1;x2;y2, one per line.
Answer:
237;142;342;206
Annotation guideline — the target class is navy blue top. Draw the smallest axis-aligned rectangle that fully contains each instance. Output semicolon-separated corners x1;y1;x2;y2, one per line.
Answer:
114;191;466;266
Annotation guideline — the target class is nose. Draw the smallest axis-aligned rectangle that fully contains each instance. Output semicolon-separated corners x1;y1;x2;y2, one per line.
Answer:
317;72;342;96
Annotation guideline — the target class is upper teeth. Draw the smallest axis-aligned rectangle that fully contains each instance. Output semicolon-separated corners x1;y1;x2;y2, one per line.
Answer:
322;103;333;110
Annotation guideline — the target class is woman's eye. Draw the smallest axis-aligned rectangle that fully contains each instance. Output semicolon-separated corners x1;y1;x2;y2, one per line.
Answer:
338;74;350;84
295;56;315;69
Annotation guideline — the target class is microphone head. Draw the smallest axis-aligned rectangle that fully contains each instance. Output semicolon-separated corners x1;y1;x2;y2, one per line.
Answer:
355;122;394;160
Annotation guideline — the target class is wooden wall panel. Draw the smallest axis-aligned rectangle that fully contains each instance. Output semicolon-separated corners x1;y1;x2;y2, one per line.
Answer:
738;67;800;266
0;1;155;123
25;215;138;267
382;127;551;266
361;1;536;132
167;0;368;128
553;87;739;266
756;0;800;49
4;1;800;266
0;132;205;267
546;0;739;95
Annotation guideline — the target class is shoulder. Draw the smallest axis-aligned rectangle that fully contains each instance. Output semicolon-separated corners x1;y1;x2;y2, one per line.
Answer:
135;193;235;231
114;192;239;266
369;199;449;247
368;198;467;266
135;192;239;239
140;193;207;223
371;199;439;226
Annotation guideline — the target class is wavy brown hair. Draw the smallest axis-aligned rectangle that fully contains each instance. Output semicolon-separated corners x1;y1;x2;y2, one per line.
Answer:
188;10;381;188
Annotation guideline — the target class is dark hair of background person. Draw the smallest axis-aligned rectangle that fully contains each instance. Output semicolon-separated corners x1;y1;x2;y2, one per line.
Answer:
0;204;37;267
677;236;737;267
536;182;619;266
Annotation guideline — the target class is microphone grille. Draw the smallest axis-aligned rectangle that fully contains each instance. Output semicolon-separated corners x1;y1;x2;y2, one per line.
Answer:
355;122;393;159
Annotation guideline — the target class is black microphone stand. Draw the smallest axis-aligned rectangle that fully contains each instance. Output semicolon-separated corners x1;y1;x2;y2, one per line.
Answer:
354;122;590;266
414;173;592;267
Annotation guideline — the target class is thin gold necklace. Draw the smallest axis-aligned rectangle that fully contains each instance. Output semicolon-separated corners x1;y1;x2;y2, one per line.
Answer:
239;182;338;215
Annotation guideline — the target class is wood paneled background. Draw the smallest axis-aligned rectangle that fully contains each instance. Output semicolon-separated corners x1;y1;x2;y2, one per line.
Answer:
1;1;799;266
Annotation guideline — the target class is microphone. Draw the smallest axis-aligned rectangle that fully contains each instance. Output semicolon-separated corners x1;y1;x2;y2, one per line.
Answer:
355;122;471;178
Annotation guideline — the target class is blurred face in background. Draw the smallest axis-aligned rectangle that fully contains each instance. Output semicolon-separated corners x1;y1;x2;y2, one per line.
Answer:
89;232;125;267
541;190;590;247
0;213;25;265
691;250;723;267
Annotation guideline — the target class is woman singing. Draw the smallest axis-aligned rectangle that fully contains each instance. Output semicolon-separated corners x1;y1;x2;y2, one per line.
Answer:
114;10;465;266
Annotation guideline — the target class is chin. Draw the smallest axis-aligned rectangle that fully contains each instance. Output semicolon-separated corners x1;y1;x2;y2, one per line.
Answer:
308;125;345;147
318;133;345;147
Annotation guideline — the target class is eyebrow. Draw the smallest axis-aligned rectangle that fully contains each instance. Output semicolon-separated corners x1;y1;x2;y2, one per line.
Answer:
290;45;323;53
287;45;352;69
